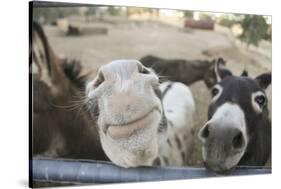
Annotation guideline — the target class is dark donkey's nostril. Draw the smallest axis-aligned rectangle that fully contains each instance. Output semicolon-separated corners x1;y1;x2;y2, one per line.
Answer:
200;124;210;139
232;131;244;149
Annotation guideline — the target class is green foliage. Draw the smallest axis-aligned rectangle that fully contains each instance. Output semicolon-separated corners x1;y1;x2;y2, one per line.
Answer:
199;13;213;21
238;15;268;46
143;8;154;13
219;18;237;28
33;7;78;23
264;25;272;41
184;11;193;18
86;7;98;15
107;7;121;16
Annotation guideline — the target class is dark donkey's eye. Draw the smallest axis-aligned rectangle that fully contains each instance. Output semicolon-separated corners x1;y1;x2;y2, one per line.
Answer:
255;95;266;107
211;88;219;97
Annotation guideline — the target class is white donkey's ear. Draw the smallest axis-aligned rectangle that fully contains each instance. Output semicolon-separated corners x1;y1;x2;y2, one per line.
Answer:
255;73;271;90
93;69;105;88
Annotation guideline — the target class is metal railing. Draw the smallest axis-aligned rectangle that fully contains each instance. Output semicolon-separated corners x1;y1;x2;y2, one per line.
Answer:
31;158;271;184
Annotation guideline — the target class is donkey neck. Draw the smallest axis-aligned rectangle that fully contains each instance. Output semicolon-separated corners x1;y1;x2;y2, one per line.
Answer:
140;55;211;86
155;60;211;86
181;60;211;84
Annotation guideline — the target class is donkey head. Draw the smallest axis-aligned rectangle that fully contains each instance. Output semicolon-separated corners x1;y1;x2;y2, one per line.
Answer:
32;22;77;156
32;22;106;160
198;70;271;173
85;60;167;167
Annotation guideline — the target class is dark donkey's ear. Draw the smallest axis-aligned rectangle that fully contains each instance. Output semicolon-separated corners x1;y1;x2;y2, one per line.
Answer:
213;57;232;82
255;73;271;89
32;22;70;95
240;70;248;77
32;22;53;76
204;57;232;89
217;57;226;65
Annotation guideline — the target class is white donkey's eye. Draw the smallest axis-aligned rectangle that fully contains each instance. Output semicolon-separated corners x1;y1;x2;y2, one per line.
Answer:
93;71;105;88
85;70;105;98
211;85;223;102
138;63;150;74
251;91;267;113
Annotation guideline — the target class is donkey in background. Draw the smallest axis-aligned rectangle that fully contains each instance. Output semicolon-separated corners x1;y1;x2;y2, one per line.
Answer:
31;22;107;160
140;55;232;89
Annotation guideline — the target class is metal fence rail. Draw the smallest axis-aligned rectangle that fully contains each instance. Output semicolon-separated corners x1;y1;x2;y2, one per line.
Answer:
31;158;271;184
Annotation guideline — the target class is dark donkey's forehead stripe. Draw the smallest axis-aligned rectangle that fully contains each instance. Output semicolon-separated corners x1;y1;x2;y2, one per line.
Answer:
219;77;261;97
210;77;262;116
221;76;259;89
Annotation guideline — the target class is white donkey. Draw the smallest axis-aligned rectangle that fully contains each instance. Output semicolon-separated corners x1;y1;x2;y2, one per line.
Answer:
86;60;195;167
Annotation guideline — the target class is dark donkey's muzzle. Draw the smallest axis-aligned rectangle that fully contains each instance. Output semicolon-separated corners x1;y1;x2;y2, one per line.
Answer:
199;102;248;172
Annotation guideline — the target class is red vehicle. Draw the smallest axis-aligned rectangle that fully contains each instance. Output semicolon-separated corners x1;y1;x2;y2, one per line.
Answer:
184;18;215;30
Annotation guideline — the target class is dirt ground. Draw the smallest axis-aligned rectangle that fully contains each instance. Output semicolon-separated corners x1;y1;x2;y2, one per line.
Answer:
43;18;272;167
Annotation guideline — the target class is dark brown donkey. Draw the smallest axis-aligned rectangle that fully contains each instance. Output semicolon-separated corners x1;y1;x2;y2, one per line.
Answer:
140;55;232;88
31;22;107;160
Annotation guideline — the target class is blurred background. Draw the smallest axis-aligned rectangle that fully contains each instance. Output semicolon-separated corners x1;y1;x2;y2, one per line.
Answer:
33;4;272;166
